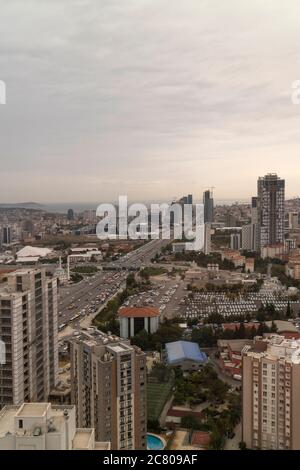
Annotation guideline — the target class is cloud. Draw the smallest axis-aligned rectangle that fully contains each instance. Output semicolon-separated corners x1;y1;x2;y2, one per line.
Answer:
0;0;300;202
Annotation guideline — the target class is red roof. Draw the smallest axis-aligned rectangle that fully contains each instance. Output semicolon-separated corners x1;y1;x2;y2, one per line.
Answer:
118;306;159;318
222;322;259;332
167;409;203;419
191;431;211;448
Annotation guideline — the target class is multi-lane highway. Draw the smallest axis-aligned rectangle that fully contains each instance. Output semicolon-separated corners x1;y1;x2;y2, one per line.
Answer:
58;238;172;330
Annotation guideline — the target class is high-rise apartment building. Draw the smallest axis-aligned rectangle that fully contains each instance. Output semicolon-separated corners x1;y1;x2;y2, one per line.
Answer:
242;335;300;450
0;268;58;408
288;212;299;230
257;174;285;250
203;190;214;224
70;328;147;450
242;223;259;252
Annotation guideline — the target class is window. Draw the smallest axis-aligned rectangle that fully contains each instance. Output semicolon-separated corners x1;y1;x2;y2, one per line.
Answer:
19;420;23;429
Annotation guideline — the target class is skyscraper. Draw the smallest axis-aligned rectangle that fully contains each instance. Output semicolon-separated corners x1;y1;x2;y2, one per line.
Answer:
2;226;12;246
67;209;75;221
243;335;300;450
251;197;258;224
257;174;285;250
70;329;147;450
203;190;214;224
0;268;58;408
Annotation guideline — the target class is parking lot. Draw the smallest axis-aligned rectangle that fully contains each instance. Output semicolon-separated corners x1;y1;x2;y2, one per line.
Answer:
182;292;300;320
123;276;188;320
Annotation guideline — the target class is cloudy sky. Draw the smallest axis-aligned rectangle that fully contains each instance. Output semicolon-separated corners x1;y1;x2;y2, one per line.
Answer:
1;0;300;203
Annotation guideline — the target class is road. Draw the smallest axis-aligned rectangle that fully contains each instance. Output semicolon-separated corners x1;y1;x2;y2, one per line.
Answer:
107;238;172;270
58;238;172;330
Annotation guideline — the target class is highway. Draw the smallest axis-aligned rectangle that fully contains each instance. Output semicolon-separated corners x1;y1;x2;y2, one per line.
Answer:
58;237;171;329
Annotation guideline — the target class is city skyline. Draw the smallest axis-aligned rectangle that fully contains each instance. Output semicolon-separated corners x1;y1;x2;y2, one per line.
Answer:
2;1;300;456
1;1;300;202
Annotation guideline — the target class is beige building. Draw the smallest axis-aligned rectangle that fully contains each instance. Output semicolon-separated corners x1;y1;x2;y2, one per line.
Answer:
0;268;58;408
242;335;300;450
70;328;147;450
286;254;300;280
0;402;110;450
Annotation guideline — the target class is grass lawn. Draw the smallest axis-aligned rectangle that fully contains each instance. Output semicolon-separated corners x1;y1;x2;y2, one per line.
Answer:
147;377;173;422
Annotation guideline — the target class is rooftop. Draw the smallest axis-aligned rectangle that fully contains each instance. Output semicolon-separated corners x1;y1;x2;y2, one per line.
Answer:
16;246;53;258
165;341;208;365
118;306;160;318
248;335;300;364
191;430;211;448
16;403;49;417
72;429;94;449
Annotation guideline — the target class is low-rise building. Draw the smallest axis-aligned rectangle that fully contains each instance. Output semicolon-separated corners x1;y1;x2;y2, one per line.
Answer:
245;258;255;273
0;402;110;450
172;242;187;254
118;306;160;339
165;341;208;371
286;254;300;280
217;339;254;377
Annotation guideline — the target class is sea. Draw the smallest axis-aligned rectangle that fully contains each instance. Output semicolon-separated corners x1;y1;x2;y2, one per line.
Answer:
0;199;251;214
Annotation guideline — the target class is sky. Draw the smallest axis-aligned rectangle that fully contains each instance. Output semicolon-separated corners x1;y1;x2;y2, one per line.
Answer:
1;0;300;203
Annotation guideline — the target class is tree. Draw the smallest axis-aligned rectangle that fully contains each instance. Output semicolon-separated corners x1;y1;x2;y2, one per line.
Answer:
131;329;152;350
181;415;201;430
270;320;278;333
191;326;215;347
126;273;136;288
209;428;225;450
286;301;292;319
239;441;247;450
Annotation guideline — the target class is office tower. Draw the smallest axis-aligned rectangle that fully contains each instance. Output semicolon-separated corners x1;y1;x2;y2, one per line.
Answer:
0;402;110;450
2;226;12;245
67;209;75;221
242;335;300;450
187;194;193;205
0;268;58;408
70;329;147;450
257;174;285;249
230;233;241;251
251;197;258;224
203;190;214;224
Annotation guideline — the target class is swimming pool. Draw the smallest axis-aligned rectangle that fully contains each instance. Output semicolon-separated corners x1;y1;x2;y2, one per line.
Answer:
147;433;166;450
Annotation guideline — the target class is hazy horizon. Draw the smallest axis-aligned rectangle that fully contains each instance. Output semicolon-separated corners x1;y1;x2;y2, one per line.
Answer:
1;1;300;202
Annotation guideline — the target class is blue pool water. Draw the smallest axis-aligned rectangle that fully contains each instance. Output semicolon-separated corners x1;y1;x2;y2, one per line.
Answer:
147;434;165;450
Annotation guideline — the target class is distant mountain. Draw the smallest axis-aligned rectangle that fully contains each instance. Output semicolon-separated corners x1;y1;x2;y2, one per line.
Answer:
0;202;45;210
